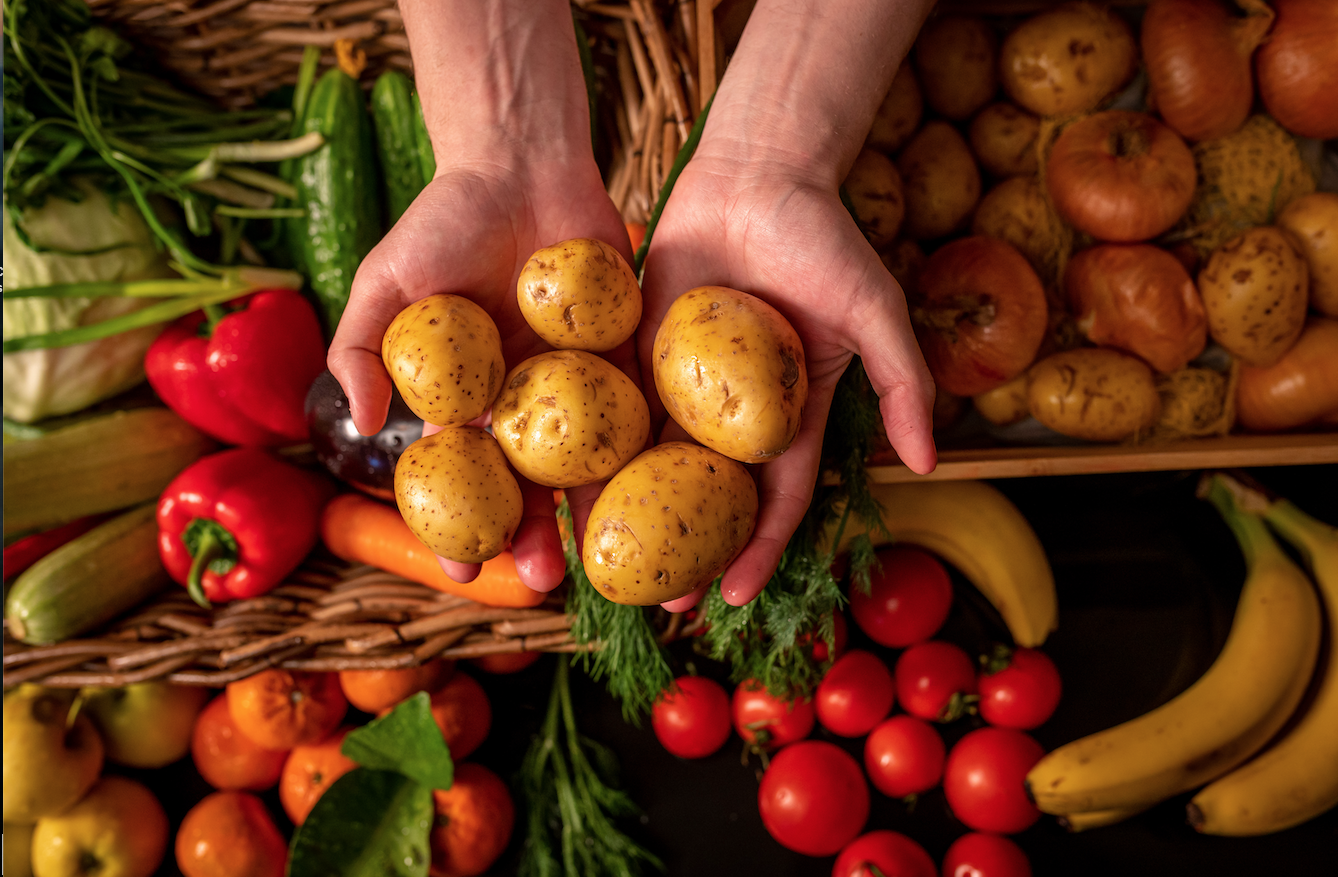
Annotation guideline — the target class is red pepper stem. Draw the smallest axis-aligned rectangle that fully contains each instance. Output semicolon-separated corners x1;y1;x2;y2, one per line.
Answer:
202;303;227;332
186;529;223;608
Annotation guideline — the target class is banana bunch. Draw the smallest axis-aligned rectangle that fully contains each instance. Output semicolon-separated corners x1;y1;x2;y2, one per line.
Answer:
825;480;1057;647
1029;473;1336;835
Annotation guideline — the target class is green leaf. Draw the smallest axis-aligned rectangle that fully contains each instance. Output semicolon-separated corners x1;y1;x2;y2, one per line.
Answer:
340;691;454;791
287;768;433;877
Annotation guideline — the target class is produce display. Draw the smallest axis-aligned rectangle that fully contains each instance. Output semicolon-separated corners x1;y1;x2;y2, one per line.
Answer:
3;1;1337;876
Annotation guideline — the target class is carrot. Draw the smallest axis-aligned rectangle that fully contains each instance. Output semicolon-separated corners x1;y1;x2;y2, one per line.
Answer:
319;493;546;608
625;221;647;254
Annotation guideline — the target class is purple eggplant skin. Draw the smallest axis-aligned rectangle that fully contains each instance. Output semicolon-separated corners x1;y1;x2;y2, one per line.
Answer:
305;370;423;500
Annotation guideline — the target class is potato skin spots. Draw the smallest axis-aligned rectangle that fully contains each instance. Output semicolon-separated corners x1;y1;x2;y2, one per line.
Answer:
517;238;641;352
1027;348;1161;441
382;294;505;427
652;286;807;464
582;442;758;606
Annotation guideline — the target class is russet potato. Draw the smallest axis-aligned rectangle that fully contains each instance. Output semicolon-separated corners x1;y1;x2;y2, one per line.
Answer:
382;294;505;427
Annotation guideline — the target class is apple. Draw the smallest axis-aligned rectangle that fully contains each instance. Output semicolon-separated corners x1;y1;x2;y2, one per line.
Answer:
31;776;167;877
2;686;103;823
4;821;34;877
81;682;209;768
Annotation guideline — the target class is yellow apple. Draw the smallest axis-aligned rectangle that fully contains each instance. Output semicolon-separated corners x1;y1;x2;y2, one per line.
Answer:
2;686;103;823
81;682;209;768
4;821;35;877
31;776;167;877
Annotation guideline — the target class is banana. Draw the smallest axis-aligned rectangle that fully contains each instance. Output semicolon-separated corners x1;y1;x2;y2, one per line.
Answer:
824;480;1057;647
1188;481;1338;836
1057;806;1146;833
1025;475;1321;815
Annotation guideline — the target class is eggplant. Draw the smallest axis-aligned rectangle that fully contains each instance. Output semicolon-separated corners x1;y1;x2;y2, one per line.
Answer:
305;370;422;500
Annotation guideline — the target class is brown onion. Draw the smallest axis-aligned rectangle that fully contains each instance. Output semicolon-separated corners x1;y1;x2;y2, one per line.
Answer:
1256;0;1338;140
1141;0;1273;142
1047;111;1196;242
911;236;1048;397
1237;317;1338;431
1065;243;1208;373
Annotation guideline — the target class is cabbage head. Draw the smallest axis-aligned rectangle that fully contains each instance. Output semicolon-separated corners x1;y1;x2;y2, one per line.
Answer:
3;183;176;423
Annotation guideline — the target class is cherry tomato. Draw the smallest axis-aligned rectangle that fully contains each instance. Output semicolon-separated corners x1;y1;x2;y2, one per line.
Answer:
941;832;1032;877
803;610;849;662
757;740;869;857
816;650;895;737
849;546;953;647
977;647;1062;730
863;715;945;799
652;676;732;759
895;641;978;722
833;830;936;877
943;727;1044;834
732;679;815;751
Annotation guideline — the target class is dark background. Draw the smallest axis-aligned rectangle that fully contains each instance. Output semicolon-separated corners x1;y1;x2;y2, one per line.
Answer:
134;463;1338;876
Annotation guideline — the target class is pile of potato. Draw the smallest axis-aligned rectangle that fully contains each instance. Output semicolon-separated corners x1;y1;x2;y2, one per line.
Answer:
383;240;807;606
847;0;1338;444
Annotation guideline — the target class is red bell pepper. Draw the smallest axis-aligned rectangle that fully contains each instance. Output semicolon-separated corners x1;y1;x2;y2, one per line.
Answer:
145;288;326;446
157;447;334;606
3;514;111;581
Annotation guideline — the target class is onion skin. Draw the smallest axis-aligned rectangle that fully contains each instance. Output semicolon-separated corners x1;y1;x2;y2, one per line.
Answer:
1256;0;1338;140
912;236;1048;397
1141;0;1273;142
1237;317;1338;431
1047;111;1196;242
1066;243;1208;373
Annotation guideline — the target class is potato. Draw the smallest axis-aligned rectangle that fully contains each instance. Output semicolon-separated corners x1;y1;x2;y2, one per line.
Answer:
844;149;905;249
1000;2;1137;118
879;238;926;297
1028;348;1161;441
971;176;1056;277
1198;226;1309;367
915;16;998;121
382;294;505;426
581;442;758;605
969;102;1040;178
866;62;922;154
653;286;807;463
897;122;982;241
517;238;641;352
394;427;523;563
491;350;649;488
1276;192;1338;318
974;373;1031;426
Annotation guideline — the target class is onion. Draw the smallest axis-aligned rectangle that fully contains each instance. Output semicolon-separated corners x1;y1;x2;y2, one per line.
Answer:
1256;0;1338;140
1237;317;1338;431
1065;243;1208;373
911;236;1048;397
1141;0;1274;142
1047;111;1196;242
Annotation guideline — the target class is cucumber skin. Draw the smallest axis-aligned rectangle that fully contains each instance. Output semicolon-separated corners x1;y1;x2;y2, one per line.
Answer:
412;92;436;185
289;69;383;336
371;71;427;226
5;504;169;645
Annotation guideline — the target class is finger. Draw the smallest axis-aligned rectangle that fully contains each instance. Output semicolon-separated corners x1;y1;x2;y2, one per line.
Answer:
661;585;706;613
437;555;481;584
510;476;566;592
564;480;605;555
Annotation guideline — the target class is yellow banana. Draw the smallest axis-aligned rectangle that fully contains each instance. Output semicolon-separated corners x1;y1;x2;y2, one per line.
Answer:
1188;482;1338;836
1025;475;1321;815
1057;806;1146;833
824;480;1057;647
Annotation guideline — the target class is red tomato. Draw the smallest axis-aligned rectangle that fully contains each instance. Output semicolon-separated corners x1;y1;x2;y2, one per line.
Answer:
816;650;895;737
833;830;936;877
732;679;815;750
652;676;732;759
941;832;1032;877
978;648;1062;730
469;650;542;674
943;727;1044;834
758;740;869;857
863;715;945;799
805;610;849;662
849;546;953;647
895;641;978;722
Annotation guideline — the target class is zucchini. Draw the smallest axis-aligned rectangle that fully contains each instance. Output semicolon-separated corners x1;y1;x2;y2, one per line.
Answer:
3;408;213;538
371;71;428;226
412;92;436;185
288;68;383;336
5;504;169;644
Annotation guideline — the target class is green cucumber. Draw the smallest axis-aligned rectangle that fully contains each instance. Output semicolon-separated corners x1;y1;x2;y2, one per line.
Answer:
288;68;383;336
371;71;428;226
5;504;169;644
411;92;436;185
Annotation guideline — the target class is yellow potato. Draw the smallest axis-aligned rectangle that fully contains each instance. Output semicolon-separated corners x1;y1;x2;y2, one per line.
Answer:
394;427;522;563
582;442;758;606
971;176;1055;276
897;121;981;241
866;62;923;154
653;286;808;463
969;102;1041;179
492;350;650;488
1197;226;1309;367
517;238;641;352
1276;192;1338;318
1028;348;1161;441
382;294;505;427
915;16;998;121
844;149;905;250
1000;2;1137;118
974;373;1031;426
